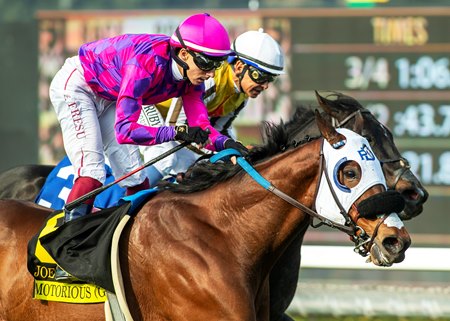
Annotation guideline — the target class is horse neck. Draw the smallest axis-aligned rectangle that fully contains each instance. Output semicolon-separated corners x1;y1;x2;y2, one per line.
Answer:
213;139;322;271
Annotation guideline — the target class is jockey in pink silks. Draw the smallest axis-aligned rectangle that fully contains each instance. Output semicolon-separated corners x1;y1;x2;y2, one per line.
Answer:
49;13;246;222
50;13;250;280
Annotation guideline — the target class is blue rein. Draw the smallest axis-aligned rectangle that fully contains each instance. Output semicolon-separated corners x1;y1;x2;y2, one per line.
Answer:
210;149;271;190
209;148;357;238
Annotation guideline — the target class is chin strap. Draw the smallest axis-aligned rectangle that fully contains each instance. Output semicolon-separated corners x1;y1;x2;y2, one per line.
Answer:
236;64;248;93
170;47;189;80
171;26;192;80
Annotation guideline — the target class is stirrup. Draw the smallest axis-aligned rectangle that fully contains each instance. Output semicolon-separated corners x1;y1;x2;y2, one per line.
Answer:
54;266;80;283
64;203;92;223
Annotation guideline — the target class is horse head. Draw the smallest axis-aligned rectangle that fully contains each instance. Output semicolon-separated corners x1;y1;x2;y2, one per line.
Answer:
314;91;428;220
315;111;411;266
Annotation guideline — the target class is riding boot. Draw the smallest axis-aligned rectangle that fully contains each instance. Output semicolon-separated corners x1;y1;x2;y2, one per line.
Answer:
126;177;150;196
63;203;93;223
54;203;92;282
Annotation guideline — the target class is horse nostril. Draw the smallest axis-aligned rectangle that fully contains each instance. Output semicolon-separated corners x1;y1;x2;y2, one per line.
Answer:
382;237;403;254
401;188;421;203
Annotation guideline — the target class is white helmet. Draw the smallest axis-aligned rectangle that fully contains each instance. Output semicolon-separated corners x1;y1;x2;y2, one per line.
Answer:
232;29;285;75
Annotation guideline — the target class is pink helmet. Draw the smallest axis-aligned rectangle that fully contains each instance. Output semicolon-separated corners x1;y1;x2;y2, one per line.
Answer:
170;13;233;57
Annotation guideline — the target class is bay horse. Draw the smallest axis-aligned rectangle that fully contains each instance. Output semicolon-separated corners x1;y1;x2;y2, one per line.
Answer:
0;112;411;321
0;92;427;221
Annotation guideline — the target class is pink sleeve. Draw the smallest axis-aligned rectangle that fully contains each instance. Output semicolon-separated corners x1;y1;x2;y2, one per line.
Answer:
182;85;222;151
114;64;175;146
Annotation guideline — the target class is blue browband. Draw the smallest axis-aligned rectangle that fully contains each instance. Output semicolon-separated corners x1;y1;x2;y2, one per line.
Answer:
210;149;271;190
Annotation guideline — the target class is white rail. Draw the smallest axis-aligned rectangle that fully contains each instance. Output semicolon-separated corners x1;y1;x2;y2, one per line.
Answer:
301;245;450;271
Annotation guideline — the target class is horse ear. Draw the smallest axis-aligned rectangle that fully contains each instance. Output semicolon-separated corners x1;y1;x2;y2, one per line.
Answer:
315;90;340;118
315;109;346;147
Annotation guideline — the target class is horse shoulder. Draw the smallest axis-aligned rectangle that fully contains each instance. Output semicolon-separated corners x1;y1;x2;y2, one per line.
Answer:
124;193;256;320
0;200;51;246
1;200;47;244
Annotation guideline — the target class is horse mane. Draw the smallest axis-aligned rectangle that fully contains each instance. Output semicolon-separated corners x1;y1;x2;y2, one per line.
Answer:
284;105;315;134
288;92;363;127
160;105;317;194
323;91;365;110
285;91;364;137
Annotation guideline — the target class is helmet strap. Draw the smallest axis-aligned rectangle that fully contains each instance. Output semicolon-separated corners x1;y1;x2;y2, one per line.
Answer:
237;63;249;93
175;27;187;47
170;46;189;81
172;27;193;80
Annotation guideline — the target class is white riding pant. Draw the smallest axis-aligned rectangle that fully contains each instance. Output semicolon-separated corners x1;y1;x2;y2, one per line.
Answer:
49;56;146;187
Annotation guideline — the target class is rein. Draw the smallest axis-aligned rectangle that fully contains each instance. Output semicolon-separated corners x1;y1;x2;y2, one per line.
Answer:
211;147;374;256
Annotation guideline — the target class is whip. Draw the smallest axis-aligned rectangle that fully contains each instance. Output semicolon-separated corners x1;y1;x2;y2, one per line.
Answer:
65;141;190;211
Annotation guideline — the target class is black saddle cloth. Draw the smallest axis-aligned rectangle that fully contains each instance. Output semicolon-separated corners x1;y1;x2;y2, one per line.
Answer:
32;202;131;293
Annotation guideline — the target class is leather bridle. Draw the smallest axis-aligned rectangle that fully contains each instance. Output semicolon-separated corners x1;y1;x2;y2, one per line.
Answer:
211;139;385;257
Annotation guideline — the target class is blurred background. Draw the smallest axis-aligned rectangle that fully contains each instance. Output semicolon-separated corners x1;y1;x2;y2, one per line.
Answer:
0;0;449;320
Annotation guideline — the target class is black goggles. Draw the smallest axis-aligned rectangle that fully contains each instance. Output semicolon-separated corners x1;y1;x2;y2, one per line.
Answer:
247;65;277;84
187;50;225;72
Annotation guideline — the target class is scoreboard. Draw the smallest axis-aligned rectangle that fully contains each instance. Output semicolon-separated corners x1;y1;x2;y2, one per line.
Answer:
286;8;450;236
35;7;450;238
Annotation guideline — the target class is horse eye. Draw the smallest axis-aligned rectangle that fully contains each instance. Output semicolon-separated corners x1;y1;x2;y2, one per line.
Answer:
345;170;357;179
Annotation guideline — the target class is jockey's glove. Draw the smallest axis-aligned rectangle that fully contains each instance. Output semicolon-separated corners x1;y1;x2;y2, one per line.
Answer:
224;139;249;157
174;125;209;145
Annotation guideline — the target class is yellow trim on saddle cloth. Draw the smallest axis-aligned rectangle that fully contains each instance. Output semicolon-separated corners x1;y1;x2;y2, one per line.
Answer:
33;280;107;303
35;211;64;263
31;210;107;304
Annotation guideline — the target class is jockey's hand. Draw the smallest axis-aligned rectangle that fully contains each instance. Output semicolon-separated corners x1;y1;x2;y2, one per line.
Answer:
174;125;209;145
224;139;249;157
